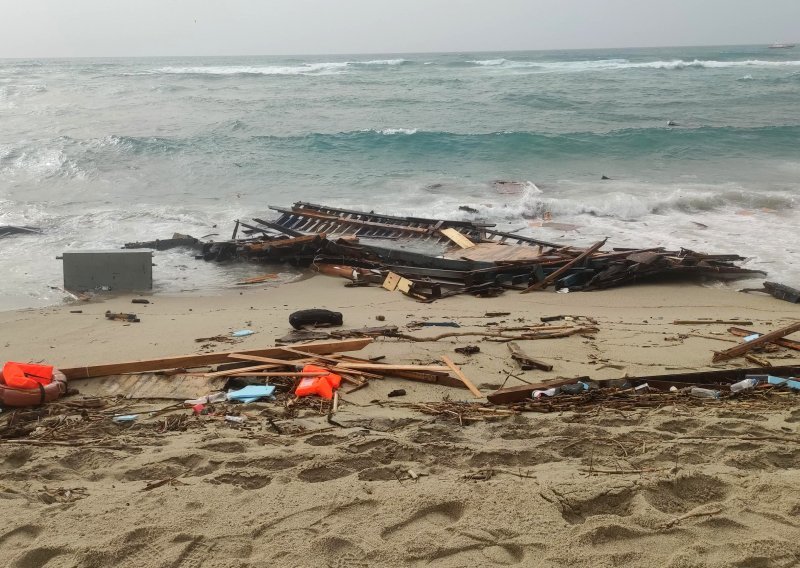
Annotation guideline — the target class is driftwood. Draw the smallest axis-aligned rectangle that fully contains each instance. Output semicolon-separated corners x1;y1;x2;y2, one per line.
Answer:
728;326;800;352
712;321;800;362
507;342;553;371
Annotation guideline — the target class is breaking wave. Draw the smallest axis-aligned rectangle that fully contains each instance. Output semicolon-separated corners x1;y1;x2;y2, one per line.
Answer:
518;187;797;220
467;58;800;72
148;58;408;77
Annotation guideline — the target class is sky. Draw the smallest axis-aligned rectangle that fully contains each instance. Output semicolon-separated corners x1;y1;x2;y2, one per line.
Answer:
1;0;799;58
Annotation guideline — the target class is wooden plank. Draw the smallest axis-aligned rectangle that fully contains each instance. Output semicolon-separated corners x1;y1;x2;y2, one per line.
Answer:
507;342;553;371
69;374;227;400
521;238;607;293
440;228;476;249
60;338;374;380
608;365;800;386
226;372;330;378
325;363;452;372
441;355;483;398
487;378;587;404
228;353;311;366
382;272;402;291
712;321;800;362
728;326;800;352
447;243;542;263
674;319;754;325
204;363;278;378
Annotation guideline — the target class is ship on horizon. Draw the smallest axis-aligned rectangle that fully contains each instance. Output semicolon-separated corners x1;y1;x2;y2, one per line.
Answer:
768;42;796;49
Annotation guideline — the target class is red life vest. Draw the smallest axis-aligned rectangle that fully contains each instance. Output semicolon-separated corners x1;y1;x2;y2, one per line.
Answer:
1;362;54;390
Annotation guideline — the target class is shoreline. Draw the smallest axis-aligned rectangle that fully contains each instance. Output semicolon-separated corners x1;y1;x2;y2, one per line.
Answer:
2;275;798;379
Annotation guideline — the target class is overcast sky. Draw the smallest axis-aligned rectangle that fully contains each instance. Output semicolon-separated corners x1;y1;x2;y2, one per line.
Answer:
2;0;799;58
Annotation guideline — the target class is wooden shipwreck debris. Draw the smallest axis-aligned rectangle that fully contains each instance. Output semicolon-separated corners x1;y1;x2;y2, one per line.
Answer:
140;201;765;300
507;342;553;371
60;338;374;379
741;281;800;304
712;321;800;363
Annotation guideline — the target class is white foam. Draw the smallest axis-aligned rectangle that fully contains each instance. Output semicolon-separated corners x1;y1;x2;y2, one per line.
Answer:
153;62;349;76
470;58;800;73
358;59;406;65
378;128;418;135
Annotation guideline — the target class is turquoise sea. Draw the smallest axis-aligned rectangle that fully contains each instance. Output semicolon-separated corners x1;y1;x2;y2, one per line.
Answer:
1;45;798;309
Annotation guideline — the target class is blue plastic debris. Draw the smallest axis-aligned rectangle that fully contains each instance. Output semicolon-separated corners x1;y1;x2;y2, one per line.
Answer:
226;385;276;403
232;329;255;337
112;414;139;423
767;376;800;390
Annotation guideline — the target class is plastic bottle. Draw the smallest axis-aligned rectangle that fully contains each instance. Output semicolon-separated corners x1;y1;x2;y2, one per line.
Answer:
730;378;758;393
690;387;720;399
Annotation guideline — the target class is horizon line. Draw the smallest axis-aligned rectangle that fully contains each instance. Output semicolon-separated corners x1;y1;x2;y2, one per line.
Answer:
0;42;792;61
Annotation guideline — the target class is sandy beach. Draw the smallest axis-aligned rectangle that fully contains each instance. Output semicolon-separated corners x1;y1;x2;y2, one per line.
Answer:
1;276;799;567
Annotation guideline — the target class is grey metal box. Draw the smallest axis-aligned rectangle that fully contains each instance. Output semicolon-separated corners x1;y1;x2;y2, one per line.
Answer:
62;250;153;292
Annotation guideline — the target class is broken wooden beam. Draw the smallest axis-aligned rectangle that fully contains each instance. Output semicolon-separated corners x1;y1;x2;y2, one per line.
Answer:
507;342;553;371
59;338;373;380
712;321;800;363
521;238;607;293
728;326;800;352
441;355;483;398
673;319;754;326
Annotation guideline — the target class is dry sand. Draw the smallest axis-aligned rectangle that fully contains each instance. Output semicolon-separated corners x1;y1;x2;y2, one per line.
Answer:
1;276;800;567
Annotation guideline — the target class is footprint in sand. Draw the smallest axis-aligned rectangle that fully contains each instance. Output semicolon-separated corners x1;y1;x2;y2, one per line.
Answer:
381;501;465;541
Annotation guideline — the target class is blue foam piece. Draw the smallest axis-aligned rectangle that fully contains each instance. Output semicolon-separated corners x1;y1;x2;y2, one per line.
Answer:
767;376;800;390
226;385;276;403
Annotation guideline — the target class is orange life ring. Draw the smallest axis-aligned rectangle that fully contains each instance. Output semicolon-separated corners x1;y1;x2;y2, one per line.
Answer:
0;369;67;407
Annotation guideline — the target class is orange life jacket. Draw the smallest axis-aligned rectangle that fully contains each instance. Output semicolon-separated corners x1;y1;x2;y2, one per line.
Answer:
294;365;342;400
1;362;54;390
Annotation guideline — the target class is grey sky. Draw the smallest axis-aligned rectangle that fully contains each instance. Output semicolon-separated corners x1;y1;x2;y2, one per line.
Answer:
2;0;799;58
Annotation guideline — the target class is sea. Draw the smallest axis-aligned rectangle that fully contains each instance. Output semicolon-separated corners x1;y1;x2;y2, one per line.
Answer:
1;45;798;310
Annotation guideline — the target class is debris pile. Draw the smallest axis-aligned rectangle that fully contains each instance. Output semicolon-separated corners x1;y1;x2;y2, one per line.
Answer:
137;201;765;301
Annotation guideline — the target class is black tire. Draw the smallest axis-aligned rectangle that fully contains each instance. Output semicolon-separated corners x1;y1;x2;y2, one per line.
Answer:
289;309;343;330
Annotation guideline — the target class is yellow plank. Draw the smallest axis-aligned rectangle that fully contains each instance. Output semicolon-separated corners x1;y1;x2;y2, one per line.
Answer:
440;227;476;249
382;272;402;291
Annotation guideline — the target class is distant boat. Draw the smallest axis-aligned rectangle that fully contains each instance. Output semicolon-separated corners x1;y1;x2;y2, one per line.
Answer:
769;43;796;49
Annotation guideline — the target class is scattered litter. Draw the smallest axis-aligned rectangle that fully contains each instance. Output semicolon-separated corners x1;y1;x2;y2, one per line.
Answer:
454;345;480;356
111;414;139;423
388;389;407;397
226;385;276;403
231;329;255;337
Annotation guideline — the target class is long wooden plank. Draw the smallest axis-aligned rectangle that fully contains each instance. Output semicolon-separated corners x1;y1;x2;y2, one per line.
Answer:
729;326;800;352
521;238;607;293
205;363;277;378
441;355;483;398
440;228;476;249
60;338;373;380
228;353;311;366
329;363;452;372
712;321;800;362
226;372;330;378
